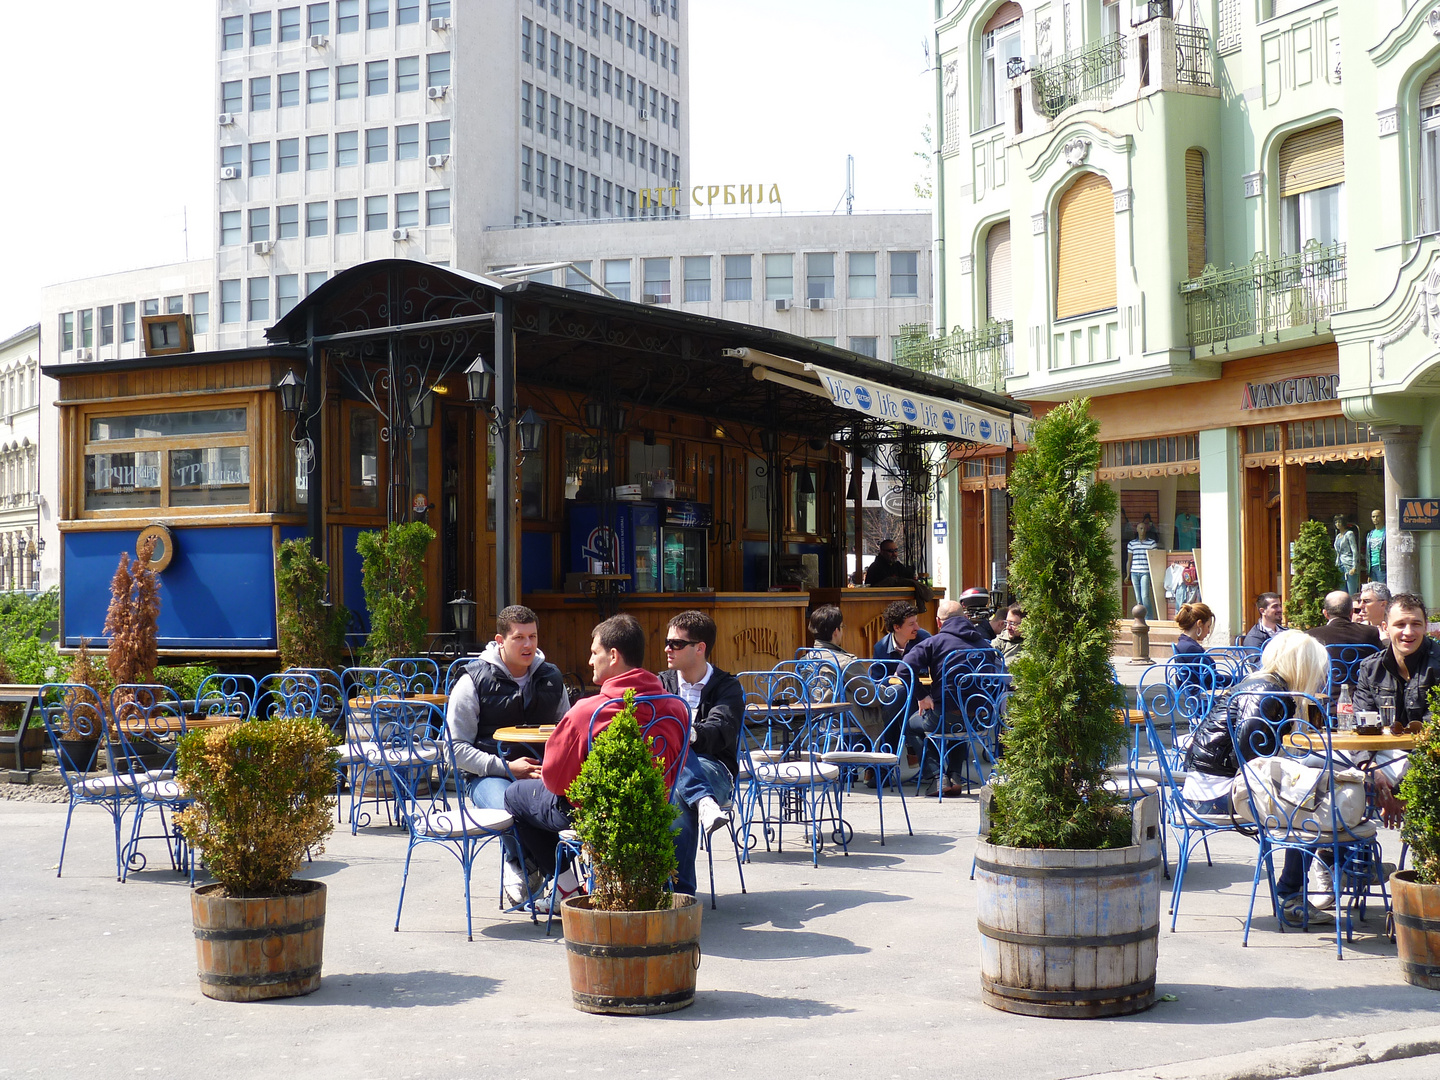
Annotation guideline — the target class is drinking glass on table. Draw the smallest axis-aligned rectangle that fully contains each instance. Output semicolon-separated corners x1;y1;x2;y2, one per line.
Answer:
1379;703;1397;733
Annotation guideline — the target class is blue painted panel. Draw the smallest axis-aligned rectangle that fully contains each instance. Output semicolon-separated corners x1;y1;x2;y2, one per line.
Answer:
342;526;372;638
521;531;554;594
742;541;770;592
63;526;278;649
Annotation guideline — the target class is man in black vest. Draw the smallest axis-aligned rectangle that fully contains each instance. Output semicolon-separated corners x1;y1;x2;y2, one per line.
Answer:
659;610;745;896
445;604;567;905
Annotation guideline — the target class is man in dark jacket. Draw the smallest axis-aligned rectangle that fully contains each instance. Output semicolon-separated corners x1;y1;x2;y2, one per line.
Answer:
1355;593;1440;727
1242;592;1286;649
1306;590;1382;648
659;610;745;896
900;599;999;795
873;600;930;661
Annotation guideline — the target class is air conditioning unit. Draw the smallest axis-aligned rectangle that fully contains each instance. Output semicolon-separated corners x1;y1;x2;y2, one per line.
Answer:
308;33;328;48
637;108;649;121
774;298;792;312
808;297;824;311
650;1;662;14
390;228;410;241
427;84;450;100
220;165;242;180
642;293;660;304
429;16;451;30
217;112;236;126
252;240;273;255
426;153;450;168
74;348;92;361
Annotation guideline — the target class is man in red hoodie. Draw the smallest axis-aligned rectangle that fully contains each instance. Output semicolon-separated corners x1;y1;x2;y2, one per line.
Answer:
502;612;689;905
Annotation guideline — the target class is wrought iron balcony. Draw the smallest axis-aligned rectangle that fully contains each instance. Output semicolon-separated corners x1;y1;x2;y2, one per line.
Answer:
1030;34;1126;119
1180;242;1347;351
1174;24;1213;87
893;320;1013;394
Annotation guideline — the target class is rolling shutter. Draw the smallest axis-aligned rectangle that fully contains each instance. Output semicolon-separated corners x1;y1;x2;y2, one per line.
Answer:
1278;121;1344;197
986;220;1013;321
1185;149;1206;278
983;2;1023;34
1422;69;1440;111
1055;172;1117;320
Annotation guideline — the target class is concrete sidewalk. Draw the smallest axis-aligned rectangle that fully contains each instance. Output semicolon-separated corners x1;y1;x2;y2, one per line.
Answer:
2;786;1436;1080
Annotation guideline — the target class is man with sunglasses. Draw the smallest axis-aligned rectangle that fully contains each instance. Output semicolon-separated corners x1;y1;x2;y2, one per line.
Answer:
659;610;745;897
864;538;917;587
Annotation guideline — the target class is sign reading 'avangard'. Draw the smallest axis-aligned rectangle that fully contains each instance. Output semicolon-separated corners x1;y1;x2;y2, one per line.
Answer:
1240;373;1340;410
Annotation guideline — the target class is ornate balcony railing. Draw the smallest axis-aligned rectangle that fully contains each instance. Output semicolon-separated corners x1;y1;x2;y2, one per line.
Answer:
1174;24;1213;87
1031;34;1126;118
1181;242;1347;349
893;320;1013;394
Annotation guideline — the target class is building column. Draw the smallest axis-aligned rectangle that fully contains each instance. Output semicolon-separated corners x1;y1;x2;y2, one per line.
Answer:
1375;425;1422;596
1198;427;1242;643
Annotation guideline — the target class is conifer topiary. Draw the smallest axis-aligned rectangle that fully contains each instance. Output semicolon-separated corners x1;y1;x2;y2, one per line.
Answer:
988;399;1131;850
1284;518;1342;630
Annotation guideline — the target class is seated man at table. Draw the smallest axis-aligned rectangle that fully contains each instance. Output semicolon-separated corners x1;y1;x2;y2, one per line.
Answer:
1242;592;1286;649
1306;590;1382;649
874;600;929;661
1359;582;1392;642
445;604;566;903
807;604;859;667
660;610;745;896
503;613;690;906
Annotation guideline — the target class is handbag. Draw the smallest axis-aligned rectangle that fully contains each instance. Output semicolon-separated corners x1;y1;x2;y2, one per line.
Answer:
1230;757;1367;833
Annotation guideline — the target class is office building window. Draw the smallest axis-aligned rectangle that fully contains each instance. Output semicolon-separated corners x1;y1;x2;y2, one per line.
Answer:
277;71;300;107
308;3;330;35
121;303;136;342
307;68;329;103
550;32;559;75
649;29;656;61
683;256;710;302
250;76;271;111
552;160;562;205
764;254;793;300
567;261;592;291
426;188;451;224
100;306;115;346
590;55;599;96
535;87;547;135
578;168;588;211
365;127;388;162
671;43;678;74
428;52;450;88
191;294;210;334
166;296;184;315
536;152;548;199
277;137;300;172
627;74;635;106
396;55;419;92
222;16;244;51
280;7;302;40
429;0;450;14
847;252;877;298
577;47;587;92
248;278;270;323
604;259;631;300
249;207;271;243
603;61;611;94
144;299;160;316
398;0;419;24
626;16;635;47
277;203;300;239
367;0;388;29
603;179;612;213
395;191;419;227
305;271;329;294
336;64;359;99
890;251;919;297
250;142;271;176
603;3;610;34
221;144;242;173
522;17;532;63
565;40;573;83
551;96;560;140
521;146;532;192
602;120;612;153
252;10;272;45
219;280;241;324
564;0;573;21
848;337;878;358
565;103;574;145
724;255;752;301
221;80;242;114
60;312;74;352
577;108;588;152
521;82;532;127
589;0;598;35
336;129;358;166
306;134;329;170
277;275;301;318
366;60;388;95
427;119;450;156
396;124;419;159
564;163;574;207
590;115;599;156
590;174;600;216
364;195;388;231
627;131;635;163
79;309;93;349
306;201;328;236
220;210;242;246
336;198;358;233
627;188;636;217
337;0;359;32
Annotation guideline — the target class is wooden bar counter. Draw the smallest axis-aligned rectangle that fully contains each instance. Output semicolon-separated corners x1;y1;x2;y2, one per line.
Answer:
815;588;945;657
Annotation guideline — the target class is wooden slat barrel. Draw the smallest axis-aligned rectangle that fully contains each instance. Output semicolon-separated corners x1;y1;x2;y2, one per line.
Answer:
974;794;1161;1018
1391;870;1440;991
191;880;326;1001
560;893;702;1014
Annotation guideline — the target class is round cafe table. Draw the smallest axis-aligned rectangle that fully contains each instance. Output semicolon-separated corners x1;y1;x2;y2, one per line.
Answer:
492;725;555;755
1285;730;1418;752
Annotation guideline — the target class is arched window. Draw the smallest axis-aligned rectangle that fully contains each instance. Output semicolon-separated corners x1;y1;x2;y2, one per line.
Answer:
979;2;1023;130
1278;120;1344;254
985;219;1013;321
1055;172;1117;319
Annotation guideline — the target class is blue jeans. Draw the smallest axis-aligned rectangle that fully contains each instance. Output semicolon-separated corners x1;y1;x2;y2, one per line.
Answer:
670;753;734;896
1131;571;1157;621
467;773;521;865
907;709;969;780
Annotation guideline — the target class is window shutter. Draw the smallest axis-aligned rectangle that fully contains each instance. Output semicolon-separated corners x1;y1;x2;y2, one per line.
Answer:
986;220;1013;321
983;2;1023;34
1185;149;1206;279
1422;69;1440;112
1055;172;1117;320
1278;121;1344;197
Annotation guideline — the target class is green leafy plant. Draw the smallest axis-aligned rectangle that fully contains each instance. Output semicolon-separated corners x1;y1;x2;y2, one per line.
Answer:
175;717;338;896
103;538;161;687
0;588;61;685
1284;518;1343;629
356;521;435;664
275;538;350;670
1400;690;1440;885
989;399;1130;850
566;691;679;911
153;663;217;701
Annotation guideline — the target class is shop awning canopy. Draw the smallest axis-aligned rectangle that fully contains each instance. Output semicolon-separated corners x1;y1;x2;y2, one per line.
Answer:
259;259;1030;446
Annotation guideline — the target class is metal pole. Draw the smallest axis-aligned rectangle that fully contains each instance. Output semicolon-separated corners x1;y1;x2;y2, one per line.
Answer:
304;309;324;559
494;296;517;609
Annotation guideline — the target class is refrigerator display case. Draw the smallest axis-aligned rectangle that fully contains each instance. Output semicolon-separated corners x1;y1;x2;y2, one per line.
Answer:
568;500;710;593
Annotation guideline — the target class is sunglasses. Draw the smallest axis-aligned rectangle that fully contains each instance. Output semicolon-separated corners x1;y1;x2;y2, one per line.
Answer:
664;638;698;651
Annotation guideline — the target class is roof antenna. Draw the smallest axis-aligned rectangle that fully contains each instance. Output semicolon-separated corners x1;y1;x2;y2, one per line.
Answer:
832;154;855;215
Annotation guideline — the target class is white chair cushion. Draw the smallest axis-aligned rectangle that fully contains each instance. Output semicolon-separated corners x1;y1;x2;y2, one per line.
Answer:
747;746;788;763
821;750;900;765
754;760;841;784
139;779;189;801
416;806;513;838
365;745;442;766
336;741;377;764
1101;776;1161;798
77;769;173;798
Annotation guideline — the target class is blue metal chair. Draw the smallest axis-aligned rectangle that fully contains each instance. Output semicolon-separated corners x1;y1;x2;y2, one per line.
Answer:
377;699;534;940
38;683;128;880
381;657;441;696
1227;687;1387;958
256;671;323;720
283;668;345;729
340;667;405;831
1138;660;1217;769
109;684;193;882
1325;643;1380;700
818;659;915;844
914;647;1003;800
1206;646;1262;690
193;673;257;722
445;655;481;692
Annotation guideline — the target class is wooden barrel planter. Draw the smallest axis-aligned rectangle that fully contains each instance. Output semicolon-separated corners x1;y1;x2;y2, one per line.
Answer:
560;893;702;1015
191;880;327;1001
974;793;1162;1018
3;726;46;769
1391;870;1440;990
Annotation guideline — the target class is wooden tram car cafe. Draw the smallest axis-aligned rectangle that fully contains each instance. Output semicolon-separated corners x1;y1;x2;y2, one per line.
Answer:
47;260;1029;679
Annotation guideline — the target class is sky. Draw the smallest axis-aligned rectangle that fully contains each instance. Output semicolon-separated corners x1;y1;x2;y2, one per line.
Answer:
0;0;934;339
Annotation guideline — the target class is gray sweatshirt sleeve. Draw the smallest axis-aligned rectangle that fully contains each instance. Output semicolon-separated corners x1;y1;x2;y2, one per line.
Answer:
445;676;511;778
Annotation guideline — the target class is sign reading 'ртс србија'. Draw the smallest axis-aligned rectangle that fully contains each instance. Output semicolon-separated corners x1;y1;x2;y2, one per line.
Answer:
1240;373;1340;410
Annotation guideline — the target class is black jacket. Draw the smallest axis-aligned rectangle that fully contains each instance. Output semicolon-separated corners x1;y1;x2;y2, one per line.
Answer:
900;616;997;682
1307;619;1382;649
463;655;566;740
1241;622;1285;650
658;666;745;779
1354;636;1440;726
1184;672;1295;778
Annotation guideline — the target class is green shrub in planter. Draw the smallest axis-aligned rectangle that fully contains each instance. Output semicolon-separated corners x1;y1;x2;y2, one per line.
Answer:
356;522;435;664
1284;518;1342;631
1401;690;1440;885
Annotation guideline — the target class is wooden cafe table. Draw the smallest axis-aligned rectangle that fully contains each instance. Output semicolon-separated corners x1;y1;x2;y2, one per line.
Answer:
1285;730;1419;753
492;725;556;755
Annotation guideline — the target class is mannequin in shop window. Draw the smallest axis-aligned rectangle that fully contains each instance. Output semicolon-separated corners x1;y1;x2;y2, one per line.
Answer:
1127;517;1159;621
1333;515;1359;594
1366;509;1386;585
1174;509;1199;551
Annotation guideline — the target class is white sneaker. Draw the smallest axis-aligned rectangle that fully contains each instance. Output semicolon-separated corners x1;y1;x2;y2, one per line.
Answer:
1309;862;1335;911
501;858;532;908
698;796;730;838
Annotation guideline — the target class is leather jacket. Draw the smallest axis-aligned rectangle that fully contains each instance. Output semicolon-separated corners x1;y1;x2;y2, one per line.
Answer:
1184;672;1293;778
1354;636;1440;727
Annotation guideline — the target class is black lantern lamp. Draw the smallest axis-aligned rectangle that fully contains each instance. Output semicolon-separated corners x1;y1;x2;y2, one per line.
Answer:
867;472;880;502
847;466;863;500
584;401;605;429
465;357;494;403
448;590;477;635
517;407;544;453
277;369;304;414
408;385;437;430
797;467;816;495
759;429;778;454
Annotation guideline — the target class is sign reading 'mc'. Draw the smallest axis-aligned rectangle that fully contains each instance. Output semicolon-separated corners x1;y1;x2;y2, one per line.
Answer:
1240;373;1340;410
1400;499;1440;530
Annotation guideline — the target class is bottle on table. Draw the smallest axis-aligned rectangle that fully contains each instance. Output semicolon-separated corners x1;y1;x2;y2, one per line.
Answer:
1336;684;1354;732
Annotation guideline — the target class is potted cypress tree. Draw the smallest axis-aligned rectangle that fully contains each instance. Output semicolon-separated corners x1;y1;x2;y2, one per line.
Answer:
977;399;1162;1018
175;718;338;1001
1391;689;1440;989
356;521;435;663
1284;518;1342;630
559;691;701;1015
